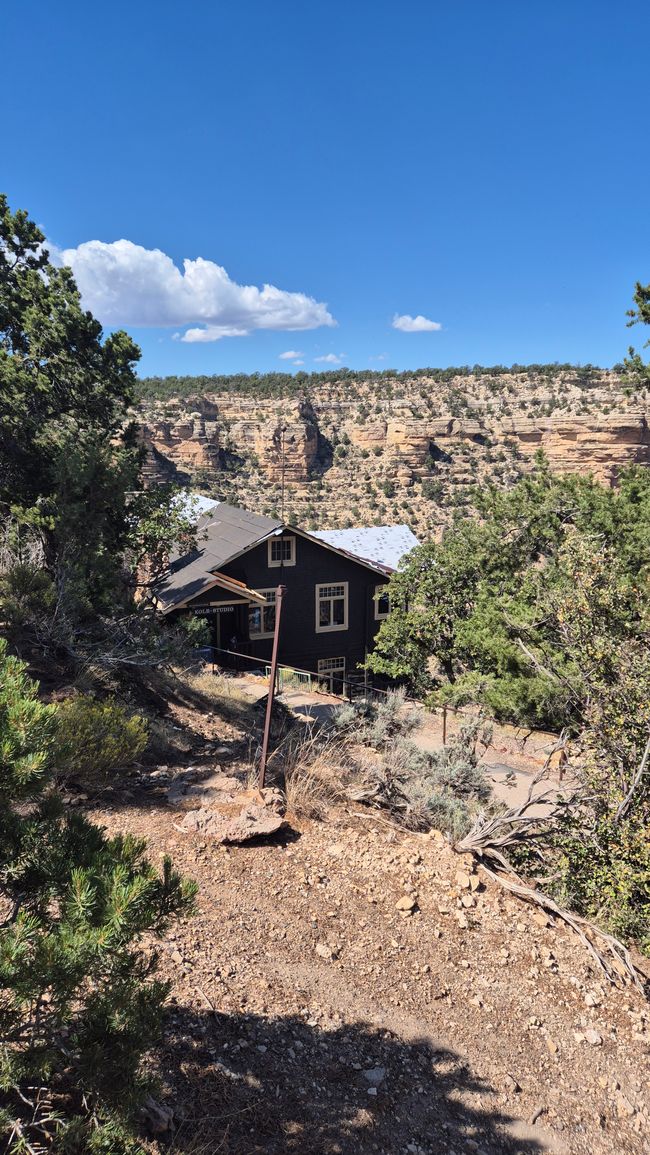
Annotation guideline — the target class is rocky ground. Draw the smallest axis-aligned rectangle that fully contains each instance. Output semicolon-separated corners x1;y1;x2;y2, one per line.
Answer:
82;684;649;1155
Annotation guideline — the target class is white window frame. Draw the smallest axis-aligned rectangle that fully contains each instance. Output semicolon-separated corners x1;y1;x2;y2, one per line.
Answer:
374;584;391;620
268;535;296;568
318;656;346;691
315;581;349;633
248;588;277;640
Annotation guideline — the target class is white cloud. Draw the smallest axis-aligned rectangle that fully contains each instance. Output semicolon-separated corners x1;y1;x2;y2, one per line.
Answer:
58;238;336;342
293;359;305;366
314;353;343;364
392;312;441;332
278;349;303;359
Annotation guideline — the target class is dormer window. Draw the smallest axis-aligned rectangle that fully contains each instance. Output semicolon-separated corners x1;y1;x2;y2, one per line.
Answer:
268;535;296;567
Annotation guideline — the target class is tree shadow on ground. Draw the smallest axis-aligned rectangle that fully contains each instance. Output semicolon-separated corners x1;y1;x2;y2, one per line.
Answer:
151;1005;550;1155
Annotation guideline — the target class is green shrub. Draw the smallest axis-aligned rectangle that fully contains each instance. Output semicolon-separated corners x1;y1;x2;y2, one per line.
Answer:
0;563;57;628
54;695;148;782
179;614;211;648
0;640;196;1153
551;812;650;954
421;478;443;502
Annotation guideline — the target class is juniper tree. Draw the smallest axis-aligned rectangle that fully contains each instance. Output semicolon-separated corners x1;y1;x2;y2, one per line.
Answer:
0;640;197;1153
0;194;197;633
368;462;650;728
625;279;650;384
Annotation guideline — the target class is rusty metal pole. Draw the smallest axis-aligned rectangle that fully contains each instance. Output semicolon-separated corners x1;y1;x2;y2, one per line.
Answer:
258;585;286;791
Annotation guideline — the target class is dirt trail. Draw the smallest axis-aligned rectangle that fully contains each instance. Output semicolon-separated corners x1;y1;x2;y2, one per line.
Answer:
89;772;648;1155
75;676;648;1154
272;680;566;809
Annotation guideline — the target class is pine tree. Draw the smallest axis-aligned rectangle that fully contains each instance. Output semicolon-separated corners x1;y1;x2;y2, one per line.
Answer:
0;640;196;1153
0;194;197;633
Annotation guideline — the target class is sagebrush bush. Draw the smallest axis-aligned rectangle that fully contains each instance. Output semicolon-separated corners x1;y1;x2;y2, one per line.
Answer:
406;793;473;840
334;688;420;747
389;720;492;836
333;696;493;837
425;721;493;800
54;695;148;781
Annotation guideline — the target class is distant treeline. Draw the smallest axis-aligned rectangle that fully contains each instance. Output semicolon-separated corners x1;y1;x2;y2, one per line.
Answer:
136;362;615;403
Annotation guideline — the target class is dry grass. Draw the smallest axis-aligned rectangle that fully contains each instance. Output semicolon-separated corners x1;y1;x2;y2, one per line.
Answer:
274;728;349;821
284;765;336;820
178;667;252;706
174;666;257;729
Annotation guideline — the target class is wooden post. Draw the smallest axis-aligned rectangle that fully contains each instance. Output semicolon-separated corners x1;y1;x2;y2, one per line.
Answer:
442;704;447;746
258;585;286;791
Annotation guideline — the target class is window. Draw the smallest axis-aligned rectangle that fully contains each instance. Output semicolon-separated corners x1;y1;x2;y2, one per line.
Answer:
268;535;296;567
318;656;346;692
374;584;391;620
248;589;277;639
315;582;348;632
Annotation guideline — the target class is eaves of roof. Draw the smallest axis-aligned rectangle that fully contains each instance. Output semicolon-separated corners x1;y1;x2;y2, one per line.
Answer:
154;567;267;614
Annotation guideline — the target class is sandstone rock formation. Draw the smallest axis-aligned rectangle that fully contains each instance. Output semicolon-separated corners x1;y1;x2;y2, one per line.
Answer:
136;368;649;535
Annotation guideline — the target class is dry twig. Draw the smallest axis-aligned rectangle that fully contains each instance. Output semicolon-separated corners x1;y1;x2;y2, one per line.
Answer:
454;773;645;991
615;730;650;823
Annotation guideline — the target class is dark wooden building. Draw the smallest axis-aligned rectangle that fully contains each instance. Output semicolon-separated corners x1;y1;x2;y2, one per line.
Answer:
154;502;418;691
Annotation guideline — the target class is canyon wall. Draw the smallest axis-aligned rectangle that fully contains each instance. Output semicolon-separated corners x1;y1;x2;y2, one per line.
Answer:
136;369;649;535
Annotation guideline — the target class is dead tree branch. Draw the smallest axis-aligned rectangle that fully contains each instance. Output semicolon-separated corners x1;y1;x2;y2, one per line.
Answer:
454;773;645;991
615;731;650;823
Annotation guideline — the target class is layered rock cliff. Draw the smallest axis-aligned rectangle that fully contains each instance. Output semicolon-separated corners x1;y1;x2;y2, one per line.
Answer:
136;368;649;536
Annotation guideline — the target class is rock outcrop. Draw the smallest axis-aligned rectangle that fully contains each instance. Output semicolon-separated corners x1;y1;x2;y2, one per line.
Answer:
136;368;649;534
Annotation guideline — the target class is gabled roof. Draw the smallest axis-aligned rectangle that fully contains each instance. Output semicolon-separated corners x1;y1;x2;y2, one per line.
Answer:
154;502;416;615
193;503;281;565
311;524;419;571
156;503;280;613
154;566;266;615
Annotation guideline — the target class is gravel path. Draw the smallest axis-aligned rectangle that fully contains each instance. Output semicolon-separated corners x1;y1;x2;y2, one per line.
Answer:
88;780;648;1155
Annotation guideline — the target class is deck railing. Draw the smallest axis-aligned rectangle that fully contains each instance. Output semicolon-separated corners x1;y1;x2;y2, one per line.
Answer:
192;645;392;703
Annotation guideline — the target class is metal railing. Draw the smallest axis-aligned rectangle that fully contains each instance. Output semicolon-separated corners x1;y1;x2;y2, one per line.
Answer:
193;645;388;703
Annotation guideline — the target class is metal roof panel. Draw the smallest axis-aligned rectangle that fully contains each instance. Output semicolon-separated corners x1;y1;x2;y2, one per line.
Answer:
311;524;419;571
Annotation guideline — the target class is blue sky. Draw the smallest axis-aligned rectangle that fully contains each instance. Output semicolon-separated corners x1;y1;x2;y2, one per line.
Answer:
3;0;649;377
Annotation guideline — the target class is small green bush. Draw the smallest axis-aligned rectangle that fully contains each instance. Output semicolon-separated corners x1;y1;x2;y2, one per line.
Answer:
0;640;195;1153
550;813;650;954
421;478;443;502
0;562;57;628
180;614;211;648
54;695;148;782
